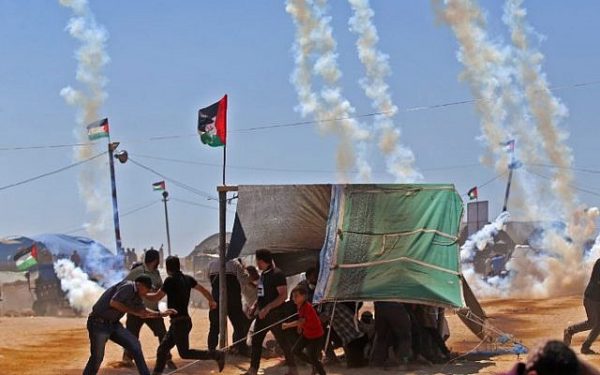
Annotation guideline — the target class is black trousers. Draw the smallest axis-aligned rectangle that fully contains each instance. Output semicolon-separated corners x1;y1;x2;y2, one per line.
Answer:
154;317;217;373
249;308;296;370
372;302;412;366
568;297;600;349
124;314;172;361
208;298;250;352
293;336;326;375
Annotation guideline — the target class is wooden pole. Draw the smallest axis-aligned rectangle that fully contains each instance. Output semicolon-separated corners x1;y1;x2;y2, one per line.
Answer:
218;187;228;349
217;185;238;349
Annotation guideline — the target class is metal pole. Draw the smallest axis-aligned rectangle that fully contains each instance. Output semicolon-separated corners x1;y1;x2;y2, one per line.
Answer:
502;168;514;212
222;144;227;186
218;188;228;349
108;142;123;254
162;191;172;257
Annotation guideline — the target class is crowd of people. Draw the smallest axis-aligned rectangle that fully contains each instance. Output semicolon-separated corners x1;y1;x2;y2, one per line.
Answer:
82;247;600;375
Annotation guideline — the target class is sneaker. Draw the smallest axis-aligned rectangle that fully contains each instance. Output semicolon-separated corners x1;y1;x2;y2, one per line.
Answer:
564;329;573;346
215;350;225;372
582;347;598;355
166;359;177;370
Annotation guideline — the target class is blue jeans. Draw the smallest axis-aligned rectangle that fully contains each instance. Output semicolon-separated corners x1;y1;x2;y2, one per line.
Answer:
83;317;151;375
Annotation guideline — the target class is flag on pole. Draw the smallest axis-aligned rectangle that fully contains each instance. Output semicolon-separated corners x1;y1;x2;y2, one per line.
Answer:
197;95;227;147
14;244;38;271
152;181;166;191
467;186;478;200
87;118;110;140
501;139;515;152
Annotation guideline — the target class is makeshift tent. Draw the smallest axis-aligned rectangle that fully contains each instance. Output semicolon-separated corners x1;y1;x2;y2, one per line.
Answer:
227;184;489;339
0;234;114;273
314;184;464;308
227;185;331;275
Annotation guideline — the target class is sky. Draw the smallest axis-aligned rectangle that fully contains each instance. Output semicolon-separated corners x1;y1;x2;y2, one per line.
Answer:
1;1;599;257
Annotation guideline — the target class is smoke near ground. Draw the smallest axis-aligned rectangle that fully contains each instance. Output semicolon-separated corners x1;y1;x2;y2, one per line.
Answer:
54;259;104;314
59;0;111;245
437;0;599;298
347;0;421;182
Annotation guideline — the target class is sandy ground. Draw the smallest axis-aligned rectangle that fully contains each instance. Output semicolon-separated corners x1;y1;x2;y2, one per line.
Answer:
1;296;599;375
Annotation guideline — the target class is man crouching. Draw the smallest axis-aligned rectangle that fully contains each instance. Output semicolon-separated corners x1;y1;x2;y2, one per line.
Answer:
84;275;176;375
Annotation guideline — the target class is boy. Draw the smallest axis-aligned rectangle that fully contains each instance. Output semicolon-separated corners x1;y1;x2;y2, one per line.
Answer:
282;286;326;375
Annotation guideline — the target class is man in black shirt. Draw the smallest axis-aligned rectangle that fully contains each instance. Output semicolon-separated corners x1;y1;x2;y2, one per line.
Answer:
244;249;298;375
565;257;600;354
84;275;174;375
146;256;225;374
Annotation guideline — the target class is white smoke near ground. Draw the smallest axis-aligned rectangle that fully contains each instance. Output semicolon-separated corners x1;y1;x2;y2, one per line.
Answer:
347;0;421;182
83;242;125;288
461;211;510;263
54;259;104;314
437;0;599;298
59;0;111;245
286;0;371;181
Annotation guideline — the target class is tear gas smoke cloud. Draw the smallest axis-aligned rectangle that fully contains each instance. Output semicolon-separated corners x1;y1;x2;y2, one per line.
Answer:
438;0;599;298
286;0;371;181
83;242;125;288
54;259;104;314
347;0;421;182
59;0;111;245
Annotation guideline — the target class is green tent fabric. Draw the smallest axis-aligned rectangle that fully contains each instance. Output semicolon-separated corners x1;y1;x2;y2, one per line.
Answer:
315;184;465;308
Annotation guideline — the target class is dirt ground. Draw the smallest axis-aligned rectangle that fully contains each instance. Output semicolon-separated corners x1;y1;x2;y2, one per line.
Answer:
1;296;599;375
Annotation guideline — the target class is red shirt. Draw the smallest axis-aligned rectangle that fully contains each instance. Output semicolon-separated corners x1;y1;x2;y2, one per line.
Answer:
298;302;324;339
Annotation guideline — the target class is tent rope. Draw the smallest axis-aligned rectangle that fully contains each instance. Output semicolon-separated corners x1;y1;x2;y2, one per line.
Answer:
333;256;460;276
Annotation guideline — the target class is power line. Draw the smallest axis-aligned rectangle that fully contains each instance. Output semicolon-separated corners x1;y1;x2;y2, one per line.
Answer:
133;154;482;175
0;152;107;193
2;78;598;152
127;158;218;201
171;197;236;214
62;200;162;235
524;169;600;199
526;163;600;175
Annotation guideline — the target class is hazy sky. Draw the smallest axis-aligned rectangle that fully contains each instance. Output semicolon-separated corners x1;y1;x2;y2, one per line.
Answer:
1;1;599;256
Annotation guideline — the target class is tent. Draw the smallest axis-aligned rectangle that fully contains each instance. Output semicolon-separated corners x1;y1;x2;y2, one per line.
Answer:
0;234;114;273
314;184;464;308
227;184;488;339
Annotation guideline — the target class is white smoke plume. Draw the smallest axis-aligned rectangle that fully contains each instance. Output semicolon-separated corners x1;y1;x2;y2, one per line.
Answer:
347;0;421;182
286;0;371;181
433;0;512;175
83;242;125;288
436;0;600;299
59;0;111;244
461;211;510;262
54;259;104;314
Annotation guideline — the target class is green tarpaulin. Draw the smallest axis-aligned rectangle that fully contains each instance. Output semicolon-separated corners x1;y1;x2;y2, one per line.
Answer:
315;184;465;308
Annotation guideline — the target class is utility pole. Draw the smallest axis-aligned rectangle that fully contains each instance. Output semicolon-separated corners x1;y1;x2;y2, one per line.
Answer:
162;190;172;257
108;141;123;254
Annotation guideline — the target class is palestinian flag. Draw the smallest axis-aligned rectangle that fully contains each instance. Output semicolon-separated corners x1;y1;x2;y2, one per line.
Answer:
87;118;110;140
14;244;38;271
467;186;478;201
152;181;166;191
197;95;227;147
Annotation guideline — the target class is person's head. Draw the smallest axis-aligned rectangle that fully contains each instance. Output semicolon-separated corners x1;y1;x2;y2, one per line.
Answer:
255;249;273;271
134;275;153;297
165;256;181;275
360;311;373;324
525;340;580;375
246;265;260;281
73;250;78;254
144;249;160;270
291;285;308;307
305;266;318;285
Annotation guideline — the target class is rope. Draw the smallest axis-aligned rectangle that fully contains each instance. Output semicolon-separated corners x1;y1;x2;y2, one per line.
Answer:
322;301;337;355
163;309;301;375
334;256;460;276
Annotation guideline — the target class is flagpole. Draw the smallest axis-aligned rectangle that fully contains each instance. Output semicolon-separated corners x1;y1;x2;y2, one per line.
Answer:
222;143;227;186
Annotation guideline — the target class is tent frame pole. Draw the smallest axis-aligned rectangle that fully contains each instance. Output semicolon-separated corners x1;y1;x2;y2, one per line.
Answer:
217;185;238;349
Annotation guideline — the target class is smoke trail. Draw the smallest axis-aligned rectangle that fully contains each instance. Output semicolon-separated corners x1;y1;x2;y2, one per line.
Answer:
54;259;104;314
286;0;371;181
59;0;111;244
461;211;510;263
433;0;512;175
83;242;125;287
347;0;421;182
